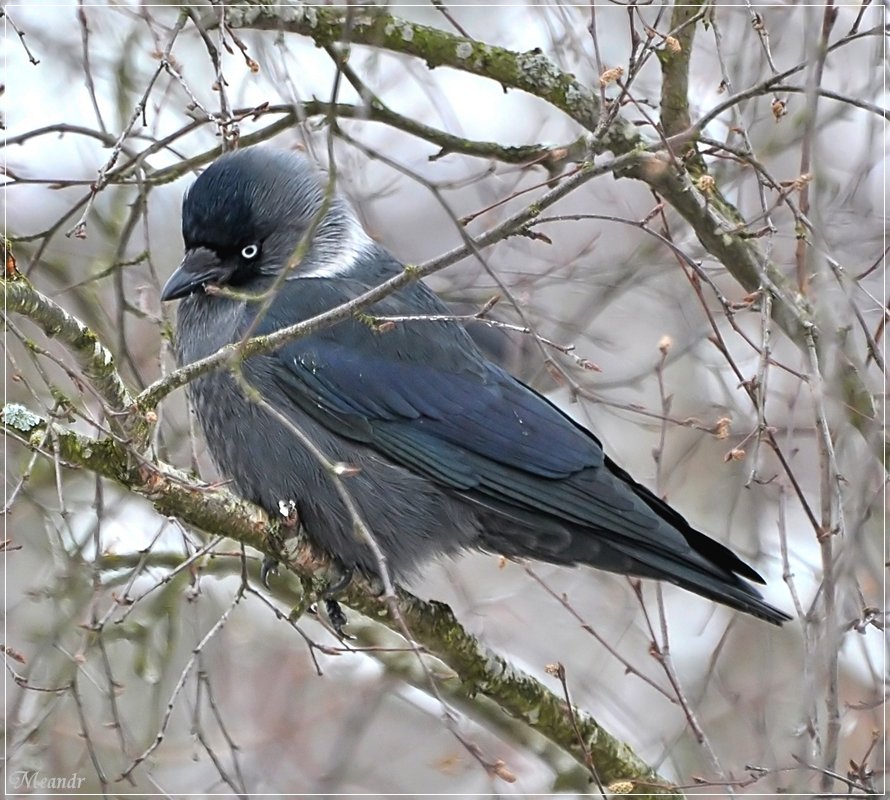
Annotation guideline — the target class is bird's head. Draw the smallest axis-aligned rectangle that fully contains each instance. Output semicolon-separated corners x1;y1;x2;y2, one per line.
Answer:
161;147;371;301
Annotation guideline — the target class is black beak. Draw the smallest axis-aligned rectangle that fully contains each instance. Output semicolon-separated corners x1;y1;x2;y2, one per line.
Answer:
161;247;229;301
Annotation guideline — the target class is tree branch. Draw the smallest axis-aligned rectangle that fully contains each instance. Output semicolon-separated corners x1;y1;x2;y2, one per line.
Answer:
2;402;278;556
658;0;705;140
220;3;601;132
2;272;149;444
3;401;680;796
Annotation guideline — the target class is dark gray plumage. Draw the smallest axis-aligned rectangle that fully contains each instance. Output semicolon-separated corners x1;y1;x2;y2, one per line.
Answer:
161;147;790;625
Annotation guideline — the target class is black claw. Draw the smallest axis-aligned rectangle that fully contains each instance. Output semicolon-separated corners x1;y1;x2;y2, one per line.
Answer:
268;559;356;637
323;563;354;597
260;556;279;588
324;598;353;639
307;599;352;639
318;563;354;639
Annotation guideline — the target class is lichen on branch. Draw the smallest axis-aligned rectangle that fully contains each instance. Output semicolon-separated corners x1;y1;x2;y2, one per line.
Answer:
3;273;149;443
221;3;601;131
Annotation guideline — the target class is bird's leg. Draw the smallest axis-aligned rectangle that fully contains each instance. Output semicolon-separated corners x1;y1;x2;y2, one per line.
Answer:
307;561;354;639
261;500;301;588
322;598;349;638
260;555;279;588
320;569;387;637
323;562;355;596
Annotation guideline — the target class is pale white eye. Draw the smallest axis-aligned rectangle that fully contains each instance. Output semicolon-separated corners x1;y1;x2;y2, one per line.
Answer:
241;243;259;260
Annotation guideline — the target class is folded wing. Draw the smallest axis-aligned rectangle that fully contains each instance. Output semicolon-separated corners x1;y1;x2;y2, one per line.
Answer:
246;271;789;624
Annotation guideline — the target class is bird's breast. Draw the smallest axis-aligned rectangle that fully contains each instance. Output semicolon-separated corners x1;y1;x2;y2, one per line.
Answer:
175;294;247;367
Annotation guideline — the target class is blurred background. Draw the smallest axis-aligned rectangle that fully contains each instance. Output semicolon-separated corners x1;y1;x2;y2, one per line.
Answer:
3;1;885;796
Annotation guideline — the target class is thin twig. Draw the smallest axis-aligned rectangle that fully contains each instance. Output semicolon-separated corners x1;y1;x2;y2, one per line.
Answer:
66;13;188;239
2;6;40;64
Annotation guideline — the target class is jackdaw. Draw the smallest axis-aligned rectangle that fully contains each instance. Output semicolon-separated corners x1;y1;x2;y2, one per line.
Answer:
161;147;790;626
